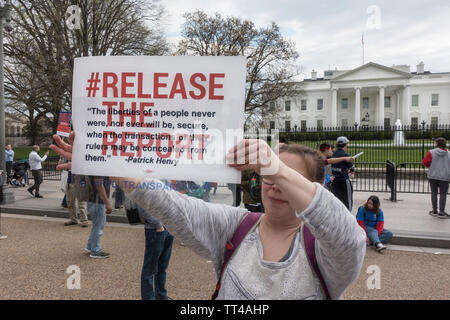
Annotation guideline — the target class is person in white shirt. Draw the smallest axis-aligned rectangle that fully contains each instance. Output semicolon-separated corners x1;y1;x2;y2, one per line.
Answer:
27;145;49;198
5;144;14;184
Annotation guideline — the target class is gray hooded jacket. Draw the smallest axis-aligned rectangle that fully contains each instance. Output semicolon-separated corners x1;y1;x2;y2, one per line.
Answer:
427;148;450;181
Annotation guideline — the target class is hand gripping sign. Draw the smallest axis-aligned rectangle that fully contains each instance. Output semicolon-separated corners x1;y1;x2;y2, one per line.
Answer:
71;56;247;183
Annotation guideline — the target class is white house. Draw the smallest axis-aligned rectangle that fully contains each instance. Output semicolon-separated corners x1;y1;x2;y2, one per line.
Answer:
267;62;450;130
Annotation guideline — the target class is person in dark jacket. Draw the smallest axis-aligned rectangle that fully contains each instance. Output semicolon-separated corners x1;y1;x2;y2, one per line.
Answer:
422;137;450;219
331;137;355;211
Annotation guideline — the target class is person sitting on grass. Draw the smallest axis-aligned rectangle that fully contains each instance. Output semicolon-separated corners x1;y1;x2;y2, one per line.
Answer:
356;195;393;252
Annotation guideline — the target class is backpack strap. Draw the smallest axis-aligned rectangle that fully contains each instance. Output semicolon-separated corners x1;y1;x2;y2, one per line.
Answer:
302;225;331;300
211;211;263;300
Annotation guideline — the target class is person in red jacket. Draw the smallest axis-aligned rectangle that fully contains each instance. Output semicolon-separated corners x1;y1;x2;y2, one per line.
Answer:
356;195;393;252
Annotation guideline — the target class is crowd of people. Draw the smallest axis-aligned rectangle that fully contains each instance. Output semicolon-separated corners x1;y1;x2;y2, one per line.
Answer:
0;135;448;300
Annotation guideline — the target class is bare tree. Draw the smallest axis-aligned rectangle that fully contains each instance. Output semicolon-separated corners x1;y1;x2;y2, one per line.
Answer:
178;10;300;129
4;0;169;140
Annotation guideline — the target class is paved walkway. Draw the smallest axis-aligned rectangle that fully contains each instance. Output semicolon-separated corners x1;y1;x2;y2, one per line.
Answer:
1;180;449;248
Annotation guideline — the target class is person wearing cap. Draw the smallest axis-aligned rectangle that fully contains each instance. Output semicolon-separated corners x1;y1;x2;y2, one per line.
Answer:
330;137;355;211
319;143;354;191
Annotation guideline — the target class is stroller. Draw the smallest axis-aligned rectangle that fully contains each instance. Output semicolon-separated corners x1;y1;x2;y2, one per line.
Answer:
10;159;30;187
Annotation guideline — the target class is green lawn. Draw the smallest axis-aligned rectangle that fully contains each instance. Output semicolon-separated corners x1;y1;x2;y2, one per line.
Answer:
12;140;430;167
292;141;429;166
11;147;59;161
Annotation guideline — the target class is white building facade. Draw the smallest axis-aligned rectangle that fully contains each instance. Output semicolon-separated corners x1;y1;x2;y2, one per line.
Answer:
268;62;450;130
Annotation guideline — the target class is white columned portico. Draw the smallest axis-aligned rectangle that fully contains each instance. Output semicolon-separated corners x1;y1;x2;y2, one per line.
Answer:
378;86;385;127
331;88;338;127
403;85;410;124
355;87;361;125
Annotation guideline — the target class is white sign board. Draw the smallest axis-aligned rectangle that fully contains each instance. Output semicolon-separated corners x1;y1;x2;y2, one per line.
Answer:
71;56;246;183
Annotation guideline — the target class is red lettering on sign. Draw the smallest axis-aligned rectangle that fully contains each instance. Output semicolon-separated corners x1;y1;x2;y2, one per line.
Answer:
175;134;193;160
121;73;136;98
120;132;135;157
169;73;188;99
137;133;154;157
103;73;118;98
209;73;225;100
119;101;137;124
103;101;118;126
138;73;151;99
102;131;118;156
154;73;168;99
139;102;154;127
189;73;207;100
156;134;173;159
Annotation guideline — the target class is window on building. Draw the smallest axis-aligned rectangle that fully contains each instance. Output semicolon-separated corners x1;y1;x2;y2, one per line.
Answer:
285;121;291;131
411;117;419;128
431;117;439;127
301;100;307;111
317;120;323;130
363;97;369;109
384;118;391;128
301;120;307;131
412;95;419;107
431;94;439;106
269;101;275;111
341;119;348;128
341;98;348;110
317;99;323;110
270;121;275;130
385;96;391;108
285;100;291;112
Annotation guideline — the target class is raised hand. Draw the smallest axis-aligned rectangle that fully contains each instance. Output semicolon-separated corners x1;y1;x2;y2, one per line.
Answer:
226;139;280;177
50;132;75;171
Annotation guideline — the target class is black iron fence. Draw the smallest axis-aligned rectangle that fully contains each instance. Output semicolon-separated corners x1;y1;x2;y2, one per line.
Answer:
25;156;61;182
27;125;450;195
254;124;450;195
41;156;62;181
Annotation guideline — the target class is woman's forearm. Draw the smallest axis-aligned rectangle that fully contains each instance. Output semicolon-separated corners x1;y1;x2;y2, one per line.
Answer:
269;162;317;213
111;177;144;194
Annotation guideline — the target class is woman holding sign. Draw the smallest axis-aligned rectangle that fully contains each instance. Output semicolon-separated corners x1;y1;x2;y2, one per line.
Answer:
51;133;366;300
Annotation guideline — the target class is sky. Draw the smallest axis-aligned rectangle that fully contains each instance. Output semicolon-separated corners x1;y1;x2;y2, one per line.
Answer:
158;0;450;79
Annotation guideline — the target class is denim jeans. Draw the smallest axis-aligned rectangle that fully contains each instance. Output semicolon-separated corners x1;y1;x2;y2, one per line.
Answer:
86;202;106;253
366;226;393;244
141;229;174;300
429;179;449;213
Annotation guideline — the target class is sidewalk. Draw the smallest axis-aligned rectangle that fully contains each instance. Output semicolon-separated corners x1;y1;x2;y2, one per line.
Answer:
1;180;449;248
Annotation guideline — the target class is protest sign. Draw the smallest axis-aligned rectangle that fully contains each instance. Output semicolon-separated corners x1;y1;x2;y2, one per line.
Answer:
57;112;72;138
71;56;246;183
